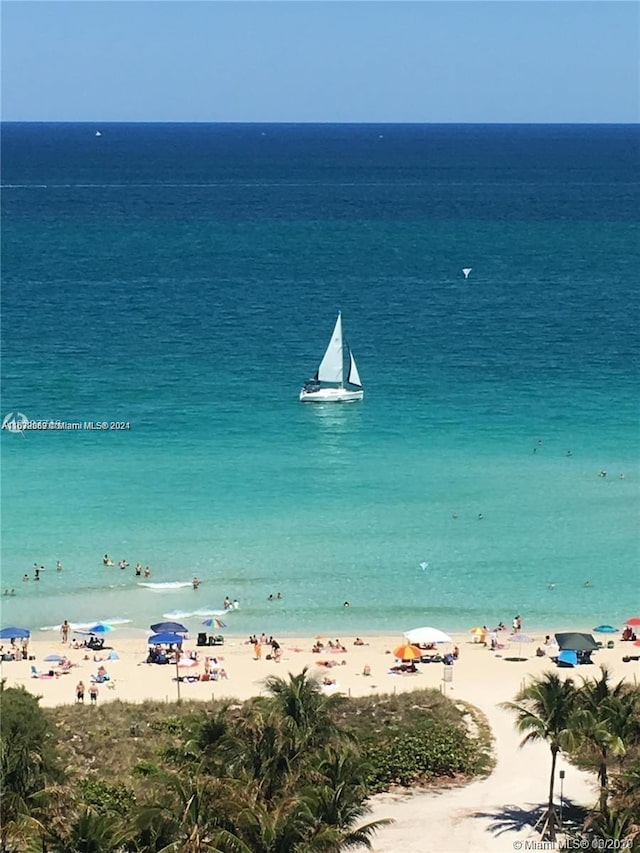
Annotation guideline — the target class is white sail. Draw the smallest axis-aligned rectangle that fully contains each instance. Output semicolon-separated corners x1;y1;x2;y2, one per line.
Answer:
347;351;362;388
317;312;344;384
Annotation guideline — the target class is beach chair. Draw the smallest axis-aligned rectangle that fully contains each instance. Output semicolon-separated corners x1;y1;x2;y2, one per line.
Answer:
197;633;208;647
557;650;577;668
607;640;615;649
30;665;40;678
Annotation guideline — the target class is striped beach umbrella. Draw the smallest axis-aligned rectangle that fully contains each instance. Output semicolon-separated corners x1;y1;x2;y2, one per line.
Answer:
202;618;226;629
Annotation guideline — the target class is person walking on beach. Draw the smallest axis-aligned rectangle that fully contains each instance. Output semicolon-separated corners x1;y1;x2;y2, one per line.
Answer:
89;683;99;705
76;680;85;703
254;639;262;661
61;620;70;643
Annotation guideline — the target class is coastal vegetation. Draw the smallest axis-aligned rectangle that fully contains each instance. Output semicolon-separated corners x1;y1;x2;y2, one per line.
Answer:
502;666;640;846
0;671;489;852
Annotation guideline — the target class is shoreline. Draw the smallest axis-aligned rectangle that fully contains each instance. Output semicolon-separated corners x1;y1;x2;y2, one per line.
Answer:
5;628;637;852
3;627;636;710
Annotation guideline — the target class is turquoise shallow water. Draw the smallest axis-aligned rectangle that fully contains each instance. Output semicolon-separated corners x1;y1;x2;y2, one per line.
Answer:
1;123;639;637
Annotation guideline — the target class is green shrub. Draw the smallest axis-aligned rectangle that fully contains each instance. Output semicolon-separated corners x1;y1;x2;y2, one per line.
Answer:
362;719;476;791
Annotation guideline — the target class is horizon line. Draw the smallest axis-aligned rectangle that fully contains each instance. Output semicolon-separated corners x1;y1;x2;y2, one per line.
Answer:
2;120;639;126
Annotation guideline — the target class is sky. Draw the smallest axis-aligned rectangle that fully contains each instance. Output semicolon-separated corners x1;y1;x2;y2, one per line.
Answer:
1;1;638;123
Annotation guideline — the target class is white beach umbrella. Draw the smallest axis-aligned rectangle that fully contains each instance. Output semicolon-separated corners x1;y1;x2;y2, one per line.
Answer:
403;626;453;645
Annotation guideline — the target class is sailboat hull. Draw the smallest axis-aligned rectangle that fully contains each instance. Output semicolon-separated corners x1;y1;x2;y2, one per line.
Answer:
299;387;364;403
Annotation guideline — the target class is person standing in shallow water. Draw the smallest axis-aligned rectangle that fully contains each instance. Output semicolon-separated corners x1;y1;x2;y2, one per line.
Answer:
61;620;70;644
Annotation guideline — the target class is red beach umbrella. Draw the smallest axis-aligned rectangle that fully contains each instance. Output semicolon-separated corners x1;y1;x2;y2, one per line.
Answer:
625;617;640;627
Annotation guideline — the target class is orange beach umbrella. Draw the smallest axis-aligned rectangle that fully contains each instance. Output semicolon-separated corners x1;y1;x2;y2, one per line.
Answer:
393;643;422;661
469;627;486;636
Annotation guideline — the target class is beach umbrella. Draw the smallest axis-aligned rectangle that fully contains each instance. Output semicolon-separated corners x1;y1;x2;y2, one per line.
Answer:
469;627;486;643
0;627;30;640
509;633;534;661
393;643;422;661
86;623;114;634
404;626;452;645
555;632;599;652
625;617;640;627
150;621;188;634
148;632;184;646
593;625;618;634
44;653;63;662
202;618;226;629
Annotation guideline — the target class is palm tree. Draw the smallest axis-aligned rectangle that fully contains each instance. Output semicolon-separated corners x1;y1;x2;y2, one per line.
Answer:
300;751;393;851
573;666;637;814
0;791;42;853
131;772;242;853
585;806;639;844
262;669;348;753
501;672;578;840
52;806;130;853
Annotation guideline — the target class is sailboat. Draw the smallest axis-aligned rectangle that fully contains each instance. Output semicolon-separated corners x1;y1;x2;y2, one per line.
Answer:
299;312;364;403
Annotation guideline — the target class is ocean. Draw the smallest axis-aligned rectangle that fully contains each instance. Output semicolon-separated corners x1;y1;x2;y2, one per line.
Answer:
1;122;638;639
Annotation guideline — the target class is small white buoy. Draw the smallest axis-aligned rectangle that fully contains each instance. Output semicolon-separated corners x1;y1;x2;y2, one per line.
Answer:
462;268;472;279
419;562;429;571
95;131;102;137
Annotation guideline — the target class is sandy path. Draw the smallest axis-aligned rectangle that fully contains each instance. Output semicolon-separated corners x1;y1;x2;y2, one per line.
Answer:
360;684;597;852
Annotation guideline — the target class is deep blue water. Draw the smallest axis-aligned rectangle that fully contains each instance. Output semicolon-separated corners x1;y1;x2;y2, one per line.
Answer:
1;123;639;637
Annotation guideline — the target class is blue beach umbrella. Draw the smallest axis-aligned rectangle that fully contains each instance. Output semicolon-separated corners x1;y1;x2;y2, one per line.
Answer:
593;625;618;633
557;650;578;667
150;621;188;634
0;626;30;640
148;632;184;646
71;623;114;636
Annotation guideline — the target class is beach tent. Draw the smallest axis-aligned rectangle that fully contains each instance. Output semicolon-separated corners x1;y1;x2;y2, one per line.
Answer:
557;650;578;667
148;632;184;646
555;632;598;652
0;626;30;640
150;621;188;634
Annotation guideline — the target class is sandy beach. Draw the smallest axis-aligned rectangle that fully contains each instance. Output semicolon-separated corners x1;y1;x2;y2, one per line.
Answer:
3;627;637;852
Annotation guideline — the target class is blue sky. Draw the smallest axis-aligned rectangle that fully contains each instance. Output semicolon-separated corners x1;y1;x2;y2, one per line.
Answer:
1;1;638;122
